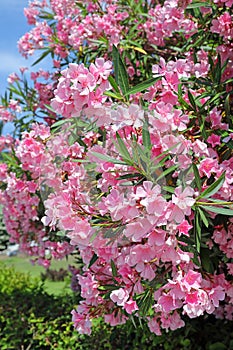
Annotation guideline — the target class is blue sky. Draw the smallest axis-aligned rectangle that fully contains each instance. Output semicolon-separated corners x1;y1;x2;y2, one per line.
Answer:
0;0;32;94
0;0;51;134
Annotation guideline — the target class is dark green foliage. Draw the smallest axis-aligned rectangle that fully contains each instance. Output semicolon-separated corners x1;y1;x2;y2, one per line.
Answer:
0;206;9;251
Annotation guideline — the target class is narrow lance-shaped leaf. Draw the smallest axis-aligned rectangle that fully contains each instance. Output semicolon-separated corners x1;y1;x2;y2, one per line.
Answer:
90;151;127;165
214;53;222;85
188;90;197;111
198;171;225;199
224;94;231;117
186;2;210;8
124;76;161;96
44;103;56;113
117;172;142;180
163;186;175;194
178;84;193;111
155;165;178;182
111;259;118;277
142;120;152;152
196;207;209;228
199;205;233;216
137;290;153;315
112;45;129;96
108;76;120;93
88;253;98;268
51;119;69;129
194;209;201;253
115;132;132;161
104;91;124;100
32;48;51;66
192;163;202;191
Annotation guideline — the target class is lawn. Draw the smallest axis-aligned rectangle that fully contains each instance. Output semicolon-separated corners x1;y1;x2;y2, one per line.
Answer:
0;253;76;295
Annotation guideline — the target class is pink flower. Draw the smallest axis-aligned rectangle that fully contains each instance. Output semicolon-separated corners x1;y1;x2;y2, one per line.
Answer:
177;220;193;237
71;310;92;335
89;58;112;83
207;134;221;147
104;313;127;326
182;270;202;291
124;216;152;241
147;317;162;335
199;158;219;178
67;219;94;246
208;286;225;307
124;299;139;314
148;229;166;246
211;12;233;41
110;288;129;306
158;293;181;312
167;311;185;331
137;181;167;216
170;186;195;223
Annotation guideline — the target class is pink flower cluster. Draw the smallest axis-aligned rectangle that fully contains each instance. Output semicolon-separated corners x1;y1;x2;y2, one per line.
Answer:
144;0;196;47
51;58;112;118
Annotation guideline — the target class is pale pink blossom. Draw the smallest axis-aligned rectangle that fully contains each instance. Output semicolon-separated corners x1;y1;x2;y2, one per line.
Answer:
110;288;129;306
124;300;139;314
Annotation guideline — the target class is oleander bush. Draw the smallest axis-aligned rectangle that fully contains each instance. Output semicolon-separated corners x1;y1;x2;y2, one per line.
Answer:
1;0;233;341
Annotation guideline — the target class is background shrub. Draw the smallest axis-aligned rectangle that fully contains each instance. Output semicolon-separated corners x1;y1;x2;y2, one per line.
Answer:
0;263;233;350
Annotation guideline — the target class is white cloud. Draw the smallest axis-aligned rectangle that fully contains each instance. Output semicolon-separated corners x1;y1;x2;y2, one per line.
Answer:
0;50;51;75
0;52;30;73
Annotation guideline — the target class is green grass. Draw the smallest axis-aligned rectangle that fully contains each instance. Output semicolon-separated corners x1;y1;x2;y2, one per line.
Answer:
0;254;76;295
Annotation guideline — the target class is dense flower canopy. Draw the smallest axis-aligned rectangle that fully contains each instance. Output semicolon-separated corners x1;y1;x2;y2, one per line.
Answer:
0;0;233;336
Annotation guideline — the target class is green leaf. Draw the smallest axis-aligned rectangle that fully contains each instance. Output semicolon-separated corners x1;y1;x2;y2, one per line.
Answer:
124;76;161;96
112;45;129;96
133;143;152;164
88;253;98;268
199;205;233;216
188;90;197;111
1;152;18;166
213;54;222;85
115;132;132;161
137;290;153;316
209;342;227;350
224;94;231;119
44;104;56;113
200;248;214;274
104;91;124;100
201;91;226;110
155;165;178;182
110;260;118;277
194;209;201;253
55;230;66;237
192;163;202;191
178;85;193;111
186;2;210;9
198;172;225;199
128;314;137;327
90;152;126;165
108;76;120;93
196;207;209;228
32;49;51;66
98;284;119;291
199;115;208;140
117;172;142;180
163;186;175;194
142;121;152;152
51;119;69;128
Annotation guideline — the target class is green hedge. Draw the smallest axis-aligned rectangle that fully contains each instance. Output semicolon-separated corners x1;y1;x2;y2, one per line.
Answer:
0;263;233;350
